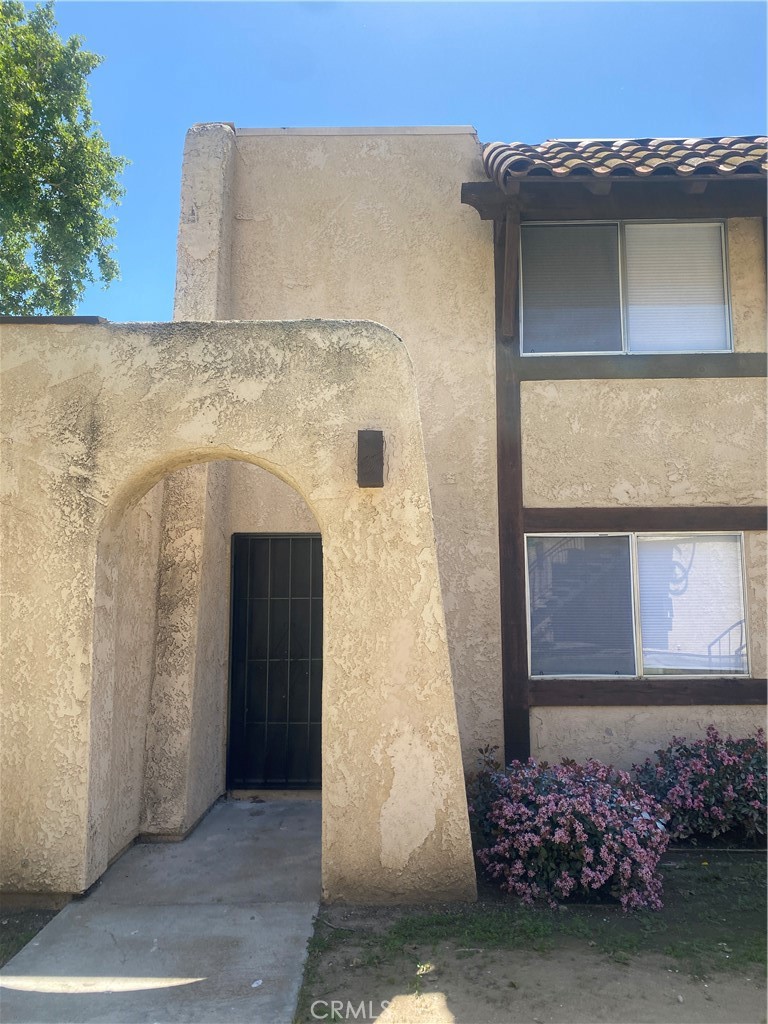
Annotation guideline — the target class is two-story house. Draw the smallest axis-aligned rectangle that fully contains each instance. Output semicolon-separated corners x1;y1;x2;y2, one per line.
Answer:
1;127;765;902
173;126;766;772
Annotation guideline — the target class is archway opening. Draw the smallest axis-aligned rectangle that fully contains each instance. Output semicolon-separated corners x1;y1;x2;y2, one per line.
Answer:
93;456;322;868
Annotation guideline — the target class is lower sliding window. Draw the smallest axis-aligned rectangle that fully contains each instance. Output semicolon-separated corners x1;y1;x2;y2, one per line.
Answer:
525;533;748;678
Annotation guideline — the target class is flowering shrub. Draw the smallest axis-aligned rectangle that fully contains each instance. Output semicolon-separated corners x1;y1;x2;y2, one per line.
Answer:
469;752;669;912
633;726;767;843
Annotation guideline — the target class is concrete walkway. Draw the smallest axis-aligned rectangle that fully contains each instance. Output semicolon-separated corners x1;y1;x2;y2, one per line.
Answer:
0;799;321;1024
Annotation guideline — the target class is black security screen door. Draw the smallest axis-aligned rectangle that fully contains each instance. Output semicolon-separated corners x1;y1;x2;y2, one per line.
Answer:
228;534;322;789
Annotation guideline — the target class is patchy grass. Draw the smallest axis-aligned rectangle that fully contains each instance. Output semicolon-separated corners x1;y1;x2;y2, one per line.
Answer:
295;852;766;1023
0;908;58;968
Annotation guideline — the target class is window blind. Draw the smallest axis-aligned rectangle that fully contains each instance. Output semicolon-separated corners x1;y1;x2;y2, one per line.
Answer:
527;536;636;676
521;225;623;353
637;534;747;674
624;223;729;353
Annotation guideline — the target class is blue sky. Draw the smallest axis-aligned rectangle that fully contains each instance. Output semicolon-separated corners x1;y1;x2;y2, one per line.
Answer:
50;1;766;321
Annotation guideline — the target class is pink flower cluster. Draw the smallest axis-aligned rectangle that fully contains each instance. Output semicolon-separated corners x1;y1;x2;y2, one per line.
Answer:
473;758;669;912
634;726;767;842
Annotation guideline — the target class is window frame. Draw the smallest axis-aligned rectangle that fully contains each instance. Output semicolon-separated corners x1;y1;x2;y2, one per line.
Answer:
518;219;733;358
524;530;750;679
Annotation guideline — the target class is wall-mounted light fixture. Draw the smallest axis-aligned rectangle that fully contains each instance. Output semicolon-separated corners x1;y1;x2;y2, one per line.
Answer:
357;430;385;487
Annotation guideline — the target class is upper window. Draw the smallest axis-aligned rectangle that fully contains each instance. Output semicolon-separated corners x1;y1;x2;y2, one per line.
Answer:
520;222;731;355
525;533;748;678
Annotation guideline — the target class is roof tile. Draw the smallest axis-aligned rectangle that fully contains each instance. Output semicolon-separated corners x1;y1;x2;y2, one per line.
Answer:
483;136;767;189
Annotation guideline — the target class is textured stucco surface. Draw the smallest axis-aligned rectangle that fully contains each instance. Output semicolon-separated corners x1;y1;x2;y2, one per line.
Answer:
186;460;231;829
745;531;768;678
521;377;767;508
174;124;235;320
105;485;164;860
728;218;767;352
176;134;766;772
214;128;503;766
531;706;767;770
135;459;236;842
0;319;475;901
228;460;319;535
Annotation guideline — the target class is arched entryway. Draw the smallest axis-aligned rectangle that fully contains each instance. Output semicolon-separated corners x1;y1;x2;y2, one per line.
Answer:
93;457;325;861
1;318;475;903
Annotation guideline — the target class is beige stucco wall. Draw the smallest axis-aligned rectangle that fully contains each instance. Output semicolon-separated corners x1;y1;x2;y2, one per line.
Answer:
174;122;235;319
520;217;766;511
176;128;766;774
520;217;766;758
141;465;209;835
186;460;231;829
531;706;766;770
207;126;504;766
745;531;768;679
105;484;164;860
140;462;233;839
228;459;319;535
108;457;260;853
0;318;475;901
728;217;767;352
521;377;766;508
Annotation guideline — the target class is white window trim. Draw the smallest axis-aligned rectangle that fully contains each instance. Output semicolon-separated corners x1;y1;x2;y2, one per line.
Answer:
518;219;733;357
524;530;750;679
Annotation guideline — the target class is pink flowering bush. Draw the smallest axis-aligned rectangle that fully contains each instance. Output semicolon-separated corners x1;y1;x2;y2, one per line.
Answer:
469;751;669;912
633;726;767;843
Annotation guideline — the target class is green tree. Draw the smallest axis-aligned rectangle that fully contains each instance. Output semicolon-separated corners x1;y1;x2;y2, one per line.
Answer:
0;1;126;314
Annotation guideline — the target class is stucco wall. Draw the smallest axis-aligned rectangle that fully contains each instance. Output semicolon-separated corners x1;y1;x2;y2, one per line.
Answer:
530;706;766;770
519;217;766;761
106;484;164;860
521;377;766;509
0;318;475;901
175;128;766;774
745;531;768;679
520;217;766;511
728;217;767;352
228;459;319;535
141;465;208;835
174;123;235;320
140;461;234;838
214;126;503;766
186;460;231;829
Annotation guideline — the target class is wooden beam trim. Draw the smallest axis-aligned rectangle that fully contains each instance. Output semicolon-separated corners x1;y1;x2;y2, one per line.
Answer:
583;180;612;195
494;217;531;763
529;677;767;707
501;207;520;341
461;179;766;221
511;352;767;380
523;506;768;533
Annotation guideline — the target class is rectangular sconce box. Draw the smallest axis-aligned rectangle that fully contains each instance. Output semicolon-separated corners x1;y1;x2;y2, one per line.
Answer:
357;430;384;487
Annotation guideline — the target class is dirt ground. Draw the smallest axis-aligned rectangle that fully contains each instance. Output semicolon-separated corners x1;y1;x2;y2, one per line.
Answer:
295;853;766;1024
0;907;59;968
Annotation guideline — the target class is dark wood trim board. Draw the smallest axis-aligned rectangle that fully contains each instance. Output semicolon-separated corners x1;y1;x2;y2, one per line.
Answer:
524;507;767;533
529;678;767;707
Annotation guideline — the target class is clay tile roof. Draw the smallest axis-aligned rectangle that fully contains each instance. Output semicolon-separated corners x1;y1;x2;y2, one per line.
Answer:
483;136;768;189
